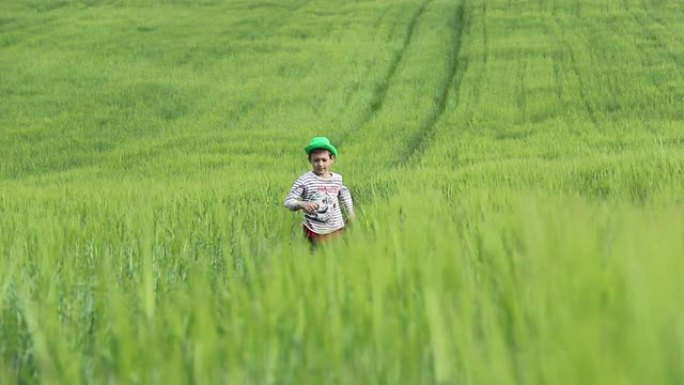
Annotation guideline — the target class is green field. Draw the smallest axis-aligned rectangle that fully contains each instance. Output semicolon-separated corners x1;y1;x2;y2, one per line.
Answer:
2;0;684;383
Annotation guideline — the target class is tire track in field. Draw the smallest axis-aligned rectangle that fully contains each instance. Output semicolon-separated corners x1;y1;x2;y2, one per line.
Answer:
540;15;565;108
648;6;684;48
397;2;467;166
627;5;684;68
335;0;432;146
271;0;313;34
371;6;392;37
624;3;684;119
461;1;488;128
515;55;528;123
547;13;598;126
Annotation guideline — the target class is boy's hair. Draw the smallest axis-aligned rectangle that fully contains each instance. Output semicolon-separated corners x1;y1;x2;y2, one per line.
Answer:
307;149;335;161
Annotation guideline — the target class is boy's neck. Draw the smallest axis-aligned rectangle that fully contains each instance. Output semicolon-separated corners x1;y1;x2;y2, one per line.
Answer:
312;170;332;179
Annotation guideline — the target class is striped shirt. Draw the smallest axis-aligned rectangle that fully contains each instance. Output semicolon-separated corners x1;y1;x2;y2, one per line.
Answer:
284;171;355;234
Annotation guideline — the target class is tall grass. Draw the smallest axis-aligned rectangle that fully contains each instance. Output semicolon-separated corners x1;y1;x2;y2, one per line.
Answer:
1;185;683;384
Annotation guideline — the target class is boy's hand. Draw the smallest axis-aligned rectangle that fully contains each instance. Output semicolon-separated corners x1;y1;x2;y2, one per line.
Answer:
345;215;355;227
300;202;319;214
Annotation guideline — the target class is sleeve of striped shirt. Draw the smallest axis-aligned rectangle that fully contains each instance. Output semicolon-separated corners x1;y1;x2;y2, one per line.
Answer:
284;177;304;211
338;180;355;217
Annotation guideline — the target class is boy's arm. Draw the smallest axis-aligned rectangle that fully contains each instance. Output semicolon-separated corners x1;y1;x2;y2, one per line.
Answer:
339;184;355;220
284;178;305;211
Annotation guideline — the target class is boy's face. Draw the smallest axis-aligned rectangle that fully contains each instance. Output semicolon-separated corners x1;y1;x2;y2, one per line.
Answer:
309;150;334;176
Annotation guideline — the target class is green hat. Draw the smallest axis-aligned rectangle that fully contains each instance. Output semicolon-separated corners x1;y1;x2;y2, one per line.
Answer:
304;136;338;156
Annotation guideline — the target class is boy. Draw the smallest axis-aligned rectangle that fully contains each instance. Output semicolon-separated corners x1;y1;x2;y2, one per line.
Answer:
284;136;355;248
